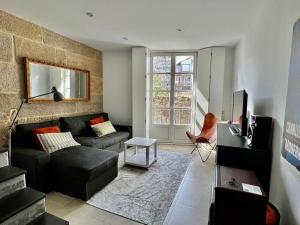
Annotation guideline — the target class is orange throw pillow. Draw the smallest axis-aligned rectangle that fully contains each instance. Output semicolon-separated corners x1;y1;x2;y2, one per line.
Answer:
90;116;105;125
33;126;61;150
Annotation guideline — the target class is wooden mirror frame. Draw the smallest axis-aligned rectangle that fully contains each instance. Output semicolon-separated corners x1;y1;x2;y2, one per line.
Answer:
25;58;90;103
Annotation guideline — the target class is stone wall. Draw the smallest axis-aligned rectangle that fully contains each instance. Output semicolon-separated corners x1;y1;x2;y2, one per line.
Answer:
0;10;103;145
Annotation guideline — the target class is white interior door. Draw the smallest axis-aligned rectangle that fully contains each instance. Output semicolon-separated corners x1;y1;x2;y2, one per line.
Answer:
150;52;197;142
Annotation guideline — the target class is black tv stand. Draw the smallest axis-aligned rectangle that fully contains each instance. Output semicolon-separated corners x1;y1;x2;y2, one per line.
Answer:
215;123;272;194
209;166;267;225
208;123;272;225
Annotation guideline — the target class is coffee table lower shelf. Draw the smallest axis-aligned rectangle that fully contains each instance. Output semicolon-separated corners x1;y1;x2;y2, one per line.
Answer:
125;152;157;168
124;137;157;169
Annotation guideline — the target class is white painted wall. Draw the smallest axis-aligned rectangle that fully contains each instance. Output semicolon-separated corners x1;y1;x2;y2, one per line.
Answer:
197;48;212;101
234;0;300;224
195;48;211;134
222;48;234;120
103;49;132;125
195;47;233;134
145;48;151;138
209;48;226;119
132;47;150;137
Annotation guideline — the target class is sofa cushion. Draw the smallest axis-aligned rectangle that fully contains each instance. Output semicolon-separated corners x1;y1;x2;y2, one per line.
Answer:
75;131;130;150
33;126;61;150
91;121;116;137
59;113;109;137
12;120;60;148
37;132;81;153
90;116;105;125
50;145;118;181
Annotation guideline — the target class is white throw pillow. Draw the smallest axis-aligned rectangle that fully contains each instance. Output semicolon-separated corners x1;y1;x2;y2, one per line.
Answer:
91;121;116;137
37;132;80;153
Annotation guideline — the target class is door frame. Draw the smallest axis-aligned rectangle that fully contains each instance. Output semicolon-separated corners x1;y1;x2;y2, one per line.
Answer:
149;51;198;143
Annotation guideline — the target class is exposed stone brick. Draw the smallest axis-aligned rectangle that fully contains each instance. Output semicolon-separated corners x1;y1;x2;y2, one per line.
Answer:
14;37;56;64
0;122;8;146
0;62;24;93
19;102;77;118
90;79;102;93
55;49;67;66
76;95;103;113
42;29;97;59
0;32;13;62
0;11;102;146
0;10;42;42
0;93;21;117
95;51;102;61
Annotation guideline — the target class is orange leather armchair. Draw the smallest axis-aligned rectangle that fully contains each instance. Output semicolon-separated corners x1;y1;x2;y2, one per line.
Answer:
186;113;218;162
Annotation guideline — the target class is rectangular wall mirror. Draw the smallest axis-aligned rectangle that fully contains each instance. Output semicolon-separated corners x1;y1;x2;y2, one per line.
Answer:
25;58;90;102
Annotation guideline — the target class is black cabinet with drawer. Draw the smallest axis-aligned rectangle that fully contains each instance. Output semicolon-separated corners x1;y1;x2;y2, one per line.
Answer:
209;166;267;225
215;123;272;194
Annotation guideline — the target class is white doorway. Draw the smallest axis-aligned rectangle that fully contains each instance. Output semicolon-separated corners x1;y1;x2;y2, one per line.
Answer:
150;52;197;142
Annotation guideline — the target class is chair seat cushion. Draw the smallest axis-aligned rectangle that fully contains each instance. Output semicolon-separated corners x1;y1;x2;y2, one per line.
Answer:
50;146;118;181
266;203;280;225
75;131;130;149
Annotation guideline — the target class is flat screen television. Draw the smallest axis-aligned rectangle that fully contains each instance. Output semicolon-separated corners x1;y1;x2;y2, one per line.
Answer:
231;90;248;136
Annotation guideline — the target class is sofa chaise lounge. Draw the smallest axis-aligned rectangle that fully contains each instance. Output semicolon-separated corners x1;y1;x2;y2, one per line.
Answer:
11;112;131;200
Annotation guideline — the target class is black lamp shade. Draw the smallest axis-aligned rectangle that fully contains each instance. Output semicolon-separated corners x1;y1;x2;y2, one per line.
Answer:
52;87;64;101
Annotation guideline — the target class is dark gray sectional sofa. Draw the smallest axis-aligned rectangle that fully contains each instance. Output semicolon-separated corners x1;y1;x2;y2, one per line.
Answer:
11;112;131;200
60;113;130;152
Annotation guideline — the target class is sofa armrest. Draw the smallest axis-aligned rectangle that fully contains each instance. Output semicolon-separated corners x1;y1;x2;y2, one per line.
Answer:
114;125;132;138
11;147;51;192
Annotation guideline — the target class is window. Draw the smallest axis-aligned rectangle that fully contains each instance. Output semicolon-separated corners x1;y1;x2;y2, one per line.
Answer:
174;56;194;125
151;54;195;126
152;56;172;125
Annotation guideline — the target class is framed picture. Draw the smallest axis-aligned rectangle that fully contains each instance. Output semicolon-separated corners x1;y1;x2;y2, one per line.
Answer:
281;19;300;171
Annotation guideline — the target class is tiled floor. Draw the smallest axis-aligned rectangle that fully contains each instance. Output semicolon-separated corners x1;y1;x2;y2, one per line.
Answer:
46;144;215;225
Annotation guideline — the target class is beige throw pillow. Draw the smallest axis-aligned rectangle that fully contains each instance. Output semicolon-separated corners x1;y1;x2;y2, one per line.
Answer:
37;132;81;153
91;121;116;137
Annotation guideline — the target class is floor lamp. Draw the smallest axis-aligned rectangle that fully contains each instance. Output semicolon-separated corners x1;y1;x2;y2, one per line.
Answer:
7;86;64;165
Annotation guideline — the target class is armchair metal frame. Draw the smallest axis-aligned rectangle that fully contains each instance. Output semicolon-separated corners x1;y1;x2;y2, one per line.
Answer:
186;113;218;162
190;142;216;162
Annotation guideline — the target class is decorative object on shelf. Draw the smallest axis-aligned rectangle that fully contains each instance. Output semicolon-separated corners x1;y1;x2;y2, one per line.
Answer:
25;58;90;102
281;19;300;171
7;86;64;164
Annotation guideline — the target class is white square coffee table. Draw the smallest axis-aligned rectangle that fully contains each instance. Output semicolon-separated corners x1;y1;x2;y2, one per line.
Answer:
124;137;157;168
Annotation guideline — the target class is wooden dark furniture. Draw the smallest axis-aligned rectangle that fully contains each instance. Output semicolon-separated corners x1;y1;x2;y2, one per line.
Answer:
209;166;267;225
215;123;272;194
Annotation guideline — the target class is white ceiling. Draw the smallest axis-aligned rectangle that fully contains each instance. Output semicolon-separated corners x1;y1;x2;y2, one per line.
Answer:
0;0;266;51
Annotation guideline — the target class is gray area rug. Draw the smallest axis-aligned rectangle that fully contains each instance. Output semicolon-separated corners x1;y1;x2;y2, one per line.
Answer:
87;150;192;225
